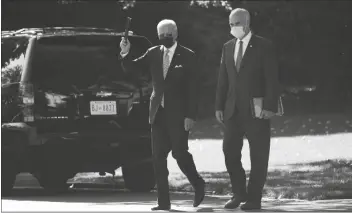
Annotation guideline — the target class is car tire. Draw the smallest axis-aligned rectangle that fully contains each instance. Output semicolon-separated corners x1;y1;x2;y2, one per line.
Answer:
34;172;72;194
122;161;156;192
1;130;26;196
1;168;17;197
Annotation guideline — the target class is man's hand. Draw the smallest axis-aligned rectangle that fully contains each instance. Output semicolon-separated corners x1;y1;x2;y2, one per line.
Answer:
215;110;224;124
185;118;196;131
120;37;131;55
261;110;276;119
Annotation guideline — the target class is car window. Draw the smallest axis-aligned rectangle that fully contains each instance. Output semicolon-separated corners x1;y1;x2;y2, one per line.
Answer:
1;37;29;85
31;35;151;94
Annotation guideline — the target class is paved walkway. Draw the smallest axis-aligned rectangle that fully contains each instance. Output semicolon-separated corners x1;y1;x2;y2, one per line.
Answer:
2;189;352;212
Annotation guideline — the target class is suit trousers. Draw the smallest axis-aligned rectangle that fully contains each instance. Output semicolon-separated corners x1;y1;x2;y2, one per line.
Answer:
151;106;202;206
223;105;271;202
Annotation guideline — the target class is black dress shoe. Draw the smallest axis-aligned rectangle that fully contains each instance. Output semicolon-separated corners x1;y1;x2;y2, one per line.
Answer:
240;201;261;210
224;196;247;209
193;180;205;207
151;205;171;211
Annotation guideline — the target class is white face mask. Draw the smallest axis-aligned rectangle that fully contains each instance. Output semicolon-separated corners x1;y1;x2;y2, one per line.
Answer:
230;26;246;39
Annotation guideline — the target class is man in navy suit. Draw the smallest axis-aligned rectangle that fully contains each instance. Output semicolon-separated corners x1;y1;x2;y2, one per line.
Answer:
215;8;280;210
119;19;205;211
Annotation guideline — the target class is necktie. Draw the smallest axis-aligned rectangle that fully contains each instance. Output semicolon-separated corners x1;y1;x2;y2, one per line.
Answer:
161;49;170;107
236;40;243;71
163;49;170;78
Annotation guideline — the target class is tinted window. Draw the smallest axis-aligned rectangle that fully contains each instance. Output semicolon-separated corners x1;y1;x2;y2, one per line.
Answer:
1;37;29;85
31;35;151;94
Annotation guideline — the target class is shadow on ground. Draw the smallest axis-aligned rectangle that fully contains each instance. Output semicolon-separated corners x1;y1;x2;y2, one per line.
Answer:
189;114;352;140
2;189;226;212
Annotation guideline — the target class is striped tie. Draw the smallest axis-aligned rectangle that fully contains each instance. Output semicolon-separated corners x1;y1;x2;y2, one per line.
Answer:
161;49;170;107
163;49;170;78
236;40;243;72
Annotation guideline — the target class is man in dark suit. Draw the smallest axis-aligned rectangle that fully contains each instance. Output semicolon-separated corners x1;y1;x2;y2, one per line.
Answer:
119;19;205;211
215;8;280;210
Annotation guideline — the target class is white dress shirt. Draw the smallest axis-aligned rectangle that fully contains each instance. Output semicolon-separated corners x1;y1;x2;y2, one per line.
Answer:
163;41;177;66
234;31;252;64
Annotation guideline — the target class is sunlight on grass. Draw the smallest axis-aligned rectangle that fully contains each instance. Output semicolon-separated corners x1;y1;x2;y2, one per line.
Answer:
167;159;352;200
67;159;352;200
65;114;352;201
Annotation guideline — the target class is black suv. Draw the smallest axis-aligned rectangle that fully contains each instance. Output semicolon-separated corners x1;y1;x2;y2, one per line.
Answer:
1;27;155;195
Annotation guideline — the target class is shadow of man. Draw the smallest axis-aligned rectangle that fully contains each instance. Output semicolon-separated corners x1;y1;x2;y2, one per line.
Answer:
196;207;214;212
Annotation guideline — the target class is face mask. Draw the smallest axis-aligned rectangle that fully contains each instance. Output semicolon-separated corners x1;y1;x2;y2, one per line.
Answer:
230;26;246;39
159;37;174;48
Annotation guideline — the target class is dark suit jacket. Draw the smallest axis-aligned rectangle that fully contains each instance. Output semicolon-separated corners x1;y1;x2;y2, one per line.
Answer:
120;43;199;124
215;34;280;121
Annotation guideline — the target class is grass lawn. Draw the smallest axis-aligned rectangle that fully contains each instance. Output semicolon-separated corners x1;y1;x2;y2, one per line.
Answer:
169;159;352;201
72;159;352;201
70;113;352;200
185;114;352;200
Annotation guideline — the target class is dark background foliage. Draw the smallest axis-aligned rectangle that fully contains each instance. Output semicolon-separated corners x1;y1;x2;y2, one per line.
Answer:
2;0;352;118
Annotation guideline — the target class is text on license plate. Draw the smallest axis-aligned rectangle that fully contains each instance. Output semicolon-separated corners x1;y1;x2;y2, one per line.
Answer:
90;101;117;115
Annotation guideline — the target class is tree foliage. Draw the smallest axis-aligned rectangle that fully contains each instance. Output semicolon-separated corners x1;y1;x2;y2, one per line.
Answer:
1;65;22;85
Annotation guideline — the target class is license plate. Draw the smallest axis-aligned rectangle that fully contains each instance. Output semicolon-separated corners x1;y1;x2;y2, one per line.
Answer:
90;101;117;115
